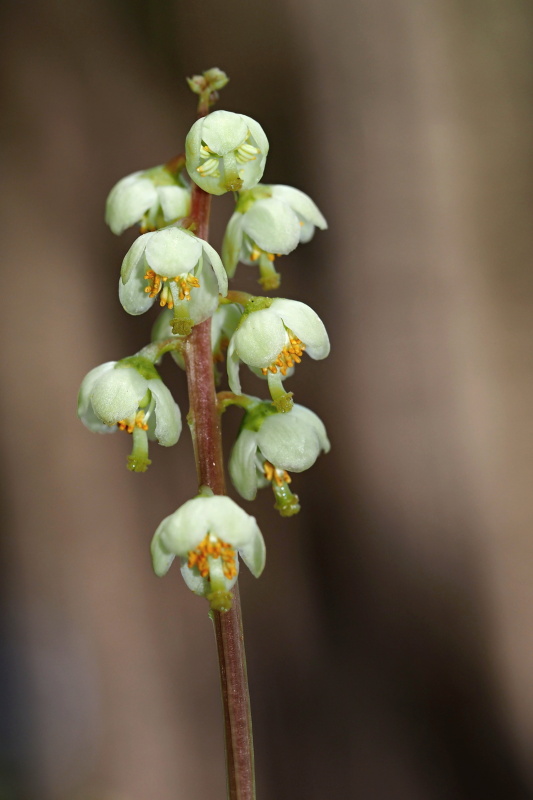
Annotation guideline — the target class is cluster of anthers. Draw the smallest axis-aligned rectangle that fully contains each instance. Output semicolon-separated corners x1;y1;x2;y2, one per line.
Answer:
117;411;149;434
261;335;305;376
144;269;200;307
187;534;238;581
197;136;261;178
263;461;291;486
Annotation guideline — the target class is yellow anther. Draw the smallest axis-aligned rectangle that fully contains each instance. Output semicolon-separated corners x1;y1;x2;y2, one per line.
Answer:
261;336;305;377
144;271;200;307
187;534;237;581
250;249;261;262
117;410;149;435
266;253;275;262
264;461;291;486
175;274;200;302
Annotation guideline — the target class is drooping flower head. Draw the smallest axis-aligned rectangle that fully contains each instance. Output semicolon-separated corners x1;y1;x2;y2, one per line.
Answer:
151;492;266;612
222;184;327;288
227;297;330;412
120;227;228;336
105;164;191;235
186;110;268;195
230;400;330;516
78;357;182;472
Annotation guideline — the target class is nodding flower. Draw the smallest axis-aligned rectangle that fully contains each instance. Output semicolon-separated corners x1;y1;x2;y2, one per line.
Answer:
186;110;268;196
151;491;266;612
119;226;227;336
230;400;330;517
105;165;190;236
227;297;330;412
222;184;327;289
77;356;182;472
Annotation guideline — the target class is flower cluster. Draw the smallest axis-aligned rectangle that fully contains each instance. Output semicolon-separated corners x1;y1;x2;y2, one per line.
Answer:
77;69;330;611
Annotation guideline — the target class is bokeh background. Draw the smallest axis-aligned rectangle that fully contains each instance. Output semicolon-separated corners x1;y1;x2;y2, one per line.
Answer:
2;0;533;797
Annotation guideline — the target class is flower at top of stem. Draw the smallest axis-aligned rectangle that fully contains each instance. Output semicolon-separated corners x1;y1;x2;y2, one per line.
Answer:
77;357;182;472
119;226;228;336
151;492;266;612
223;184;328;289
227;297;330;412
186;110;268;195
230;401;330;516
105;165;190;235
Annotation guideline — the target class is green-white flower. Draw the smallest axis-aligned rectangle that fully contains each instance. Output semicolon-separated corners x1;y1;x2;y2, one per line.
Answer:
230;401;330;516
227;297;330;412
151;492;266;612
77;356;182;472
186;110;268;195
105;165;190;235
119;226;228;335
222;184;327;288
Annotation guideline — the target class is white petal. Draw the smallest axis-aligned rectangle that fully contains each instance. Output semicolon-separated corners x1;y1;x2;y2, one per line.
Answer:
105;173;157;235
270;185;327;230
145;227;202;278
118;273;154;316
156;185;191;222
151;535;176;577
222;212;245;278
257;405;328;472
298;220;316;244
271;298;330;360
227;340;243;394
229;429;260;501
238;521;266;578
241;114;269;160
200;110;249;155
200;239;228;296
121;231;154;284
186;261;220;325
180;558;239;594
147;379;182;446
90;366;148;425
78;362;117;433
242;198;300;255
233;309;288;368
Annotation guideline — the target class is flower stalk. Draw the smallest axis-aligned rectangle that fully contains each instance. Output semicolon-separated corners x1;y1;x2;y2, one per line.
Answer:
184;176;255;798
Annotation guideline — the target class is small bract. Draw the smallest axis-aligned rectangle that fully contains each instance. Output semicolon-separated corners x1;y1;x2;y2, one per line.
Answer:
222;184;327;288
151;493;266;612
230;401;330;516
227;297;330;412
105;165;191;235
119;226;228;336
77;357;182;472
186;110;268;195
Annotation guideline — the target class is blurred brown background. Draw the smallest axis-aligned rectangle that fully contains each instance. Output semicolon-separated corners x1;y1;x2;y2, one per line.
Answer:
2;0;533;797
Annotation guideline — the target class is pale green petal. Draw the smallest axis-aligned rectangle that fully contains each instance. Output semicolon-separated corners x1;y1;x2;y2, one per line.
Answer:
222;212;245;278
78;362;117;433
186;260;220;325
241;114;269;160
157;185;191;222
145;227;202;278
90;366;148;425
200;239;228;295
120;231;154;284
298;220;316;244
271;298;330;360
229;429;260;501
151;535;176;577
119;273;154;316
242;198;300;255
233;309;288;367
200;110;249;155
270;185;327;230
257;404;329;472
147;379;182;446
227;341;242;394
180;558;239;594
211;304;242;351
238;522;266;578
105;173;157;235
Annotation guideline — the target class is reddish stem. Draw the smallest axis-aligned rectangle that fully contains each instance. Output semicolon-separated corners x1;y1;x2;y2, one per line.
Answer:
184;181;255;800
